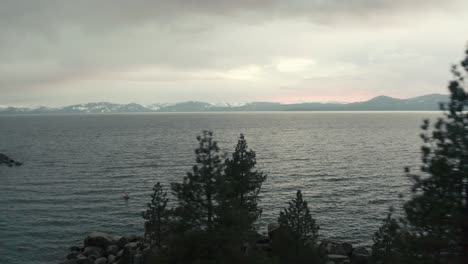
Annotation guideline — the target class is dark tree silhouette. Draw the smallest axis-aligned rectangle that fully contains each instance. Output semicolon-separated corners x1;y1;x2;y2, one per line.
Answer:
142;182;170;249
278;190;319;246
219;134;267;231
372;46;468;264
371;208;412;264
274;190;320;264
171;130;224;231
403;47;468;263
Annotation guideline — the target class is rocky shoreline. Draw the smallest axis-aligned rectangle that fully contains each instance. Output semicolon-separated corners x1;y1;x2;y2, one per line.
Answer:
61;232;149;264
61;229;371;264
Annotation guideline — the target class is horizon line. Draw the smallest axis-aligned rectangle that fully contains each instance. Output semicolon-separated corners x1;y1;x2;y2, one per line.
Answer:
0;93;448;109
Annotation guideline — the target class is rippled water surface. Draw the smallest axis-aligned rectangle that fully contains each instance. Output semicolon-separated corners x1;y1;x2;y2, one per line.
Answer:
0;112;440;264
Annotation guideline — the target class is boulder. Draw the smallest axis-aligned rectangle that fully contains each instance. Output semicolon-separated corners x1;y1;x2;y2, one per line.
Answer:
116;249;124;258
106;245;120;256
83;246;104;258
124;242;139;251
87;256;97;263
107;254;116;263
94;257;107;264
126;235;139;243
116;236;127;248
84;232;119;248
351;246;371;264
76;255;91;264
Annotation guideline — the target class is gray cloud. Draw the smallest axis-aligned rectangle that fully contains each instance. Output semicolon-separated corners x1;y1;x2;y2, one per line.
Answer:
0;0;464;34
0;0;467;106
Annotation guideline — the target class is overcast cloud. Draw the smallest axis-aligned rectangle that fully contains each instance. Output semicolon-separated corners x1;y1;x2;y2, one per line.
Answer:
0;0;467;106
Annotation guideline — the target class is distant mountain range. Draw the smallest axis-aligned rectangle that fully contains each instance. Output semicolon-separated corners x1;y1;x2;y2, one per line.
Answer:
0;94;449;114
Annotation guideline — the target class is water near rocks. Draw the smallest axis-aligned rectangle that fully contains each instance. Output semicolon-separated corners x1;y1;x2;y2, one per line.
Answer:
0;112;440;264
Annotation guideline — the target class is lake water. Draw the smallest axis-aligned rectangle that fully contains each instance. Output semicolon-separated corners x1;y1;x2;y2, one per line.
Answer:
0;112;440;264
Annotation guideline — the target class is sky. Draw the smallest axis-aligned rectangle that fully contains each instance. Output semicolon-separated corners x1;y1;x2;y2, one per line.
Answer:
0;0;467;107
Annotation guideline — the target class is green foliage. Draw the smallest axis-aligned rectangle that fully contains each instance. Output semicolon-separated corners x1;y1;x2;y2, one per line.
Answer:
171;130;224;231
142;182;170;249
166;131;267;263
371;47;468;264
162;228;272;264
278;190;319;246
271;227;322;264
371;208;409;264
218;134;267;232
275;190;321;264
402;48;468;263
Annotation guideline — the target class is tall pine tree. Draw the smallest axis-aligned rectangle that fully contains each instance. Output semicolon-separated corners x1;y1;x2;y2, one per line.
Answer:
278;190;319;247
219;134;267;231
274;190;321;264
403;47;468;263
142;182;170;249
171;130;224;231
372;46;468;264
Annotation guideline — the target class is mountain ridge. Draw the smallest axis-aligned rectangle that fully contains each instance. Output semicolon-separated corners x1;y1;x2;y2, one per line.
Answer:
0;94;449;114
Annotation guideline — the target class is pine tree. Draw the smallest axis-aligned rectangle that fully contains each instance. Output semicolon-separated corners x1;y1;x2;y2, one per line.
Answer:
274;190;320;264
171;130;224;231
371;208;411;264
142;182;170;249
278;190;319;246
401;47;468;263
372;47;468;263
219;134;267;231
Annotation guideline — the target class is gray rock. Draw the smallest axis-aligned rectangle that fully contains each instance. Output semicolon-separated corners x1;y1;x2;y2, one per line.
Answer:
94;257;107;264
124;242;138;250
116;236;127;248
87;256;97;263
76;256;91;264
83;246;104;258
107;254;116;263
116;249;124;258
351;246;371;264
126;235;139;242
106;245;120;256
84;232;119;248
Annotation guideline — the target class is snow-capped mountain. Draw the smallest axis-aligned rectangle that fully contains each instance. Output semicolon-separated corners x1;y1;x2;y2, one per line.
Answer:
59;102;152;113
145;103;172;111
0;94;450;115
